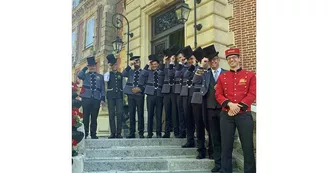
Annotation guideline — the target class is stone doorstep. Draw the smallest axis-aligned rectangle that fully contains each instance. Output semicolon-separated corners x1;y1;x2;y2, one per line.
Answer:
84;158;239;172
85;138;190;148
83;171;241;173
84;158;215;172
85;147;197;158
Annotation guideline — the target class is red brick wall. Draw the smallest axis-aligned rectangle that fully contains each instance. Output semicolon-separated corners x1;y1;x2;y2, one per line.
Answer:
229;0;256;72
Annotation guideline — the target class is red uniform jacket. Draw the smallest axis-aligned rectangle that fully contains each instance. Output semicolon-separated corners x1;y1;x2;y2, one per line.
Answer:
215;68;256;113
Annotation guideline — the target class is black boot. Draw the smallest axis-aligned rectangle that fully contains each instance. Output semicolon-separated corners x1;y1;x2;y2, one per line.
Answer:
177;134;186;138
108;134;116;139
211;166;222;172
126;134;136;138
162;133;170;138
196;151;206;159
116;134;123;138
182;141;195;148
91;136;98;139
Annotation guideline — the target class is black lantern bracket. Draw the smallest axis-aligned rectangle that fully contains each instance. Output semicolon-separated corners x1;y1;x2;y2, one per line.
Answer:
176;0;202;48
112;13;134;65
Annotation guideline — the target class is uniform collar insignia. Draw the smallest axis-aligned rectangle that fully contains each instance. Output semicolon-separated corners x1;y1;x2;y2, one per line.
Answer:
230;67;242;73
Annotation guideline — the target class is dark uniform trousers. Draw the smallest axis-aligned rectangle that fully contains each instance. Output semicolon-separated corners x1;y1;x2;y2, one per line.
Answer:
163;92;179;135
147;94;163;136
220;111;256;173
128;94;145;135
207;108;222;168
192;103;206;154
183;95;195;142
177;94;186;135
108;98;123;136
82;98;101;137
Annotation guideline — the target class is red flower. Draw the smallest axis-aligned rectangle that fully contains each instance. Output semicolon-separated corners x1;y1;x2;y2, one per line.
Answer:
72;108;79;114
72;139;78;146
78;111;83;118
80;87;85;94
72;118;77;126
72;108;83;118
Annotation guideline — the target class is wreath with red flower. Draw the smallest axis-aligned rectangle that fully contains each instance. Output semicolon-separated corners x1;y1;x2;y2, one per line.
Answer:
72;108;83;128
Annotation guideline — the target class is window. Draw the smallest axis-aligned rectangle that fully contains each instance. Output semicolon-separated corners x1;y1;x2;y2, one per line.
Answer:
85;17;95;48
72;31;77;56
72;0;80;8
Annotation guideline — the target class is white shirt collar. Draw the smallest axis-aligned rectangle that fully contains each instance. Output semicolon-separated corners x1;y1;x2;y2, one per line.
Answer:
212;68;221;74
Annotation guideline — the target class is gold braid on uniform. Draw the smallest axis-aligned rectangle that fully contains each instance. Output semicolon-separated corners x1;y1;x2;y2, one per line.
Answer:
195;68;205;76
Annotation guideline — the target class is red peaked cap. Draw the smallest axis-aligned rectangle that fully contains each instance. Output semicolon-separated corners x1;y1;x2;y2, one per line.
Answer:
225;48;240;58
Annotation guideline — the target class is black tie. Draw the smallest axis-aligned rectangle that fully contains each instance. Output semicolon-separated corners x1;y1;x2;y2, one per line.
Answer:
133;70;140;86
90;72;96;91
154;70;159;88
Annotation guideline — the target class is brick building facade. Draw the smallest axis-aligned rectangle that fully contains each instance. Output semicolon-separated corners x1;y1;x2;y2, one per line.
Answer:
229;0;256;72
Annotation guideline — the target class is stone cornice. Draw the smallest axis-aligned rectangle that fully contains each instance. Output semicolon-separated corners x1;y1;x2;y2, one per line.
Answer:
72;0;97;22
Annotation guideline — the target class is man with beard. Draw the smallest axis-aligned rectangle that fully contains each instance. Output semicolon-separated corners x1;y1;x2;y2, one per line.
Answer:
194;44;226;172
122;56;145;138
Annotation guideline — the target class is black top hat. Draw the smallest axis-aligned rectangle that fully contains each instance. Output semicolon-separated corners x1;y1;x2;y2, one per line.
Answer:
148;54;159;63
181;46;193;59
87;56;97;66
163;49;169;57
170;45;181;57
130;56;140;61
193;47;204;62
106;54;117;64
203;44;219;60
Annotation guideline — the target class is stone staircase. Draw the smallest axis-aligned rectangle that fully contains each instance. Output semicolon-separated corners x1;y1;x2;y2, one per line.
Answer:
82;134;241;173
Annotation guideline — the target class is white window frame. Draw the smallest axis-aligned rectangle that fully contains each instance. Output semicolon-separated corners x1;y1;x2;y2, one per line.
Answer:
72;31;77;56
85;17;95;49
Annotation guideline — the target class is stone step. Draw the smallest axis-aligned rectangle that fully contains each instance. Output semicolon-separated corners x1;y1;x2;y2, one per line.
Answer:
84;158;215;172
233;151;244;172
85;138;189;149
85;146;197;159
84;171;241;173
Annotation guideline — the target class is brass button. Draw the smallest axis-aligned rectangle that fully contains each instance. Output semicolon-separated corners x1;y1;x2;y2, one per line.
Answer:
234;94;236;96
234;100;236;102
235;78;236;80
225;94;228;96
225;88;227;90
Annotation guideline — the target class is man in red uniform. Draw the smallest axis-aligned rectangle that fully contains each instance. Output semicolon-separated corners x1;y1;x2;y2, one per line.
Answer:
215;48;256;173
